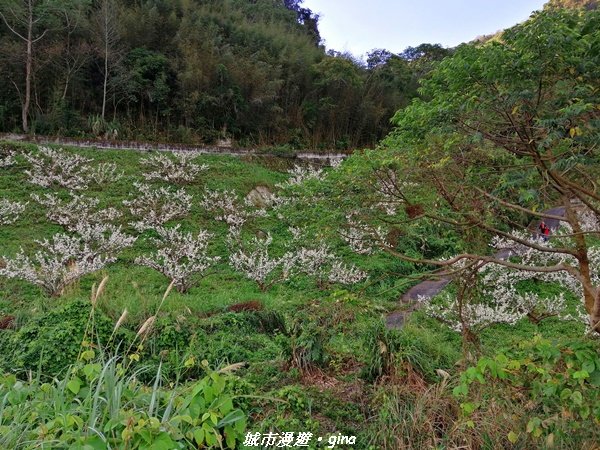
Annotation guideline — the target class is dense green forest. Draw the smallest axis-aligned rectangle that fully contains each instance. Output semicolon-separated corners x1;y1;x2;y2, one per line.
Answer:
0;0;450;149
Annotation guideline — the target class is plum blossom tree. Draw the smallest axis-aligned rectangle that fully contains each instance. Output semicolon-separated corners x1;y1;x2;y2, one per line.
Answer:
0;222;136;296
140;152;208;184
135;225;220;293
479;229;592;325
0;199;27;225
229;226;367;291
0;149;16;168
31;192;121;231
291;243;367;287
123;182;192;232
229;233;295;291
276;164;325;188
23;146;93;190
200;189;266;237
86;162;124;186
328;260;368;285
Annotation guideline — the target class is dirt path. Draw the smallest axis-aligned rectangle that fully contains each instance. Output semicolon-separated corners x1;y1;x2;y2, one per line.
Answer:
385;207;567;329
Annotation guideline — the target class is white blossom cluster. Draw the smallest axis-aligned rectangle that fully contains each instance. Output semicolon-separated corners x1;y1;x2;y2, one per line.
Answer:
328;260;368;285
562;208;600;234
276;164;325;188
22;146;124;190
229;231;367;291
135;225;220;293
341;212;389;255
229;234;295;291
291;244;367;286
0;199;27;225
0;223;135;296
424;225;599;333
23;146;93;190
200;189;266;236
140;152;208;184
481;233;593;327
31;192;121;231
417;292;525;333
87;162;124;185
373;170;400;216
0;149;16;167
123;182;192;232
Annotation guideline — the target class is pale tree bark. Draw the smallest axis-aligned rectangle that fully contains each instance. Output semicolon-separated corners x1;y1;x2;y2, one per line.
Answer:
0;0;48;132
94;0;120;122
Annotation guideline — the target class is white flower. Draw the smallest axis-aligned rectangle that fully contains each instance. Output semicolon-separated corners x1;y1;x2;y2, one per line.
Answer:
0;199;27;225
0;149;16;168
200;189;266;236
32;192;121;231
229;234;286;291
24;146;92;190
124;182;192;232
87;162;124;185
0;223;135;296
341;211;389;255
135;225;220;293
328;260;367;285
276;164;325;188
141;152;208;184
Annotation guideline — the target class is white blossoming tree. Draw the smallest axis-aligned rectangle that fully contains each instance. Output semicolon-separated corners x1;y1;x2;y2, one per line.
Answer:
140;152;208;184
31;192;121;231
135;225;221;293
291;243;367;288
229;233;295;291
200;189;266;237
229;227;367;291
0;223;136;297
23;146;92;190
0;199;27;225
479;229;592;325
123;182;192;232
86;162;124;186
0;148;16;168
276;164;325;188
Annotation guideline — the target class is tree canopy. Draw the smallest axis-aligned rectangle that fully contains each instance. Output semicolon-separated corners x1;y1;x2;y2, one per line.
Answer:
0;0;437;148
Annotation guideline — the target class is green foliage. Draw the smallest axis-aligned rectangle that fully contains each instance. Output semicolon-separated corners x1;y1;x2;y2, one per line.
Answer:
361;321;460;382
454;336;600;445
0;0;422;147
0;358;247;449
287;319;329;372
0;300;133;377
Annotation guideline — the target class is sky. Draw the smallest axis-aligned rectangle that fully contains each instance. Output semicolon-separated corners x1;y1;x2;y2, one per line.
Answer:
301;0;548;58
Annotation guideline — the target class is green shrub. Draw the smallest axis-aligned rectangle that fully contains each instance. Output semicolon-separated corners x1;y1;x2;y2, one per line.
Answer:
361;321;460;383
286;319;330;373
454;336;600;447
0;358;247;449
0;300;133;377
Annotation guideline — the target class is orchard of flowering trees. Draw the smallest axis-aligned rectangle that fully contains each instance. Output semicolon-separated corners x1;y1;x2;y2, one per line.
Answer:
0;146;367;299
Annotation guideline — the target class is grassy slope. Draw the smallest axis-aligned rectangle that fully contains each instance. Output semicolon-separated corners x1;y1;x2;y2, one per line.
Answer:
0;141;594;447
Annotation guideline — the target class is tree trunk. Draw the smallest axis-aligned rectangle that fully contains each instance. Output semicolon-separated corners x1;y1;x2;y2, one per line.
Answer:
102;25;108;121
22;0;34;133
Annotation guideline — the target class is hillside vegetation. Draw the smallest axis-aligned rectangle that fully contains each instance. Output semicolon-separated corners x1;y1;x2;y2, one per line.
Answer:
0;0;451;149
1;3;600;450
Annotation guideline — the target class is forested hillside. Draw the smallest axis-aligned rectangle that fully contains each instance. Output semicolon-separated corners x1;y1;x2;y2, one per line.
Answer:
0;0;450;149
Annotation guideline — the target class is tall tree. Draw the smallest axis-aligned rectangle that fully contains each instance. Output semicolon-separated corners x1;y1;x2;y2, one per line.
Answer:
323;9;600;330
0;0;53;131
93;0;120;121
